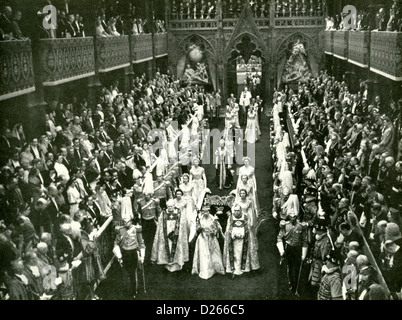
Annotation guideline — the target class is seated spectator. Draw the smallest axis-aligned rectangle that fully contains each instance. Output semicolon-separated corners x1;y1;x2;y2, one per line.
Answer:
95;16;109;37
10;10;26;40
0;6;13;40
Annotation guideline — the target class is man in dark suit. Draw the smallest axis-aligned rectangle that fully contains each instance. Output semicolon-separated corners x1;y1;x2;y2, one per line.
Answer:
118;162;134;190
56;223;81;264
46;184;60;232
65;14;76;37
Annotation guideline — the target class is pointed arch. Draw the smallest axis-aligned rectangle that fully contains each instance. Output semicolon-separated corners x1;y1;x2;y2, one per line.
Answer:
275;32;321;62
177;34;216;63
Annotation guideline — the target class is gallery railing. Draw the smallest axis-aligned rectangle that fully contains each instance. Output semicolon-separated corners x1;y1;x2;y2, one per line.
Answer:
155;33;168;58
131;34;154;63
347;31;370;68
96;35;131;73
0;39;36;101
39;37;95;86
370;31;402;81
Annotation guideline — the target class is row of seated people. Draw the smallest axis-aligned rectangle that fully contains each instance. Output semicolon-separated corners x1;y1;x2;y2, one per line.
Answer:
270;70;402;300
326;2;402;32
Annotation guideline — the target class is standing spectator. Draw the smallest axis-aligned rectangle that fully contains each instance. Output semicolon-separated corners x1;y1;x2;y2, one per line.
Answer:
11;10;26;40
317;251;343;300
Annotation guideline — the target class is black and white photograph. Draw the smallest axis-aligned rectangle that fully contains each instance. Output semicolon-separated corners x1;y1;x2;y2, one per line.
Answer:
0;0;401;307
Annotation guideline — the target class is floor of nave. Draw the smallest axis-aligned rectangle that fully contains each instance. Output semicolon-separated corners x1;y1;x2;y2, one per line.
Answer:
95;110;293;300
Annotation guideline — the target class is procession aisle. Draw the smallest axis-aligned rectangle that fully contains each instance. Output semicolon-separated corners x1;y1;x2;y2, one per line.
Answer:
96;112;282;300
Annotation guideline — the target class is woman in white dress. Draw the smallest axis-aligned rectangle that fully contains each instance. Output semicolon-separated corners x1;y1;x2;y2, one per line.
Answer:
235;175;258;212
244;106;260;143
192;208;225;280
179;173;196;235
190;157;207;206
234;189;258;233
237;157;259;210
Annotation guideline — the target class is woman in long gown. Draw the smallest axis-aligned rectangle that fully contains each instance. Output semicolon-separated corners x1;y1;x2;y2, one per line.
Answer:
215;139;233;190
192;208;225;280
234;189;258;234
235;175;258;212
190;157;207;206
223;204;260;278
244;106;260;143
237;157;258;206
179;173;197;235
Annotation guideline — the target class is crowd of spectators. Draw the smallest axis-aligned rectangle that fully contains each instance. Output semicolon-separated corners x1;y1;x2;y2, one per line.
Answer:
171;0;326;20
275;0;324;17
271;70;402;299
0;5;28;40
0;68;223;299
325;0;402;31
0;2;166;41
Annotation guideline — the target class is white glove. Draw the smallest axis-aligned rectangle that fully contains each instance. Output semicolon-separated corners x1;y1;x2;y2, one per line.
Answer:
301;247;308;261
276;242;285;257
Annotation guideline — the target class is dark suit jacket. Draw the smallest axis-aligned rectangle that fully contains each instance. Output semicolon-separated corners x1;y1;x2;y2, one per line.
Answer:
56;235;80;264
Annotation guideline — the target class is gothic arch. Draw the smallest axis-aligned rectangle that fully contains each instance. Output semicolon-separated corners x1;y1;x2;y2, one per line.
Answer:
224;32;268;63
177;34;216;63
275;32;322;63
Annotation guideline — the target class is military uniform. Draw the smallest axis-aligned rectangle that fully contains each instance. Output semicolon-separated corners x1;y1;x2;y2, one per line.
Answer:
317;267;343;300
153;180;172;210
309;233;332;287
277;220;309;292
137;197;161;264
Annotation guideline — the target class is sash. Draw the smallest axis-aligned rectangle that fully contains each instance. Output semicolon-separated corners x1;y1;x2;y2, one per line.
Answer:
154;183;165;193
141;199;155;211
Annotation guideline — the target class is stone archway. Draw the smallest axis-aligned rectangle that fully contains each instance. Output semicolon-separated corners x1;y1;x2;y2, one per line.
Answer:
274;32;323;88
175;34;217;90
225;34;267;99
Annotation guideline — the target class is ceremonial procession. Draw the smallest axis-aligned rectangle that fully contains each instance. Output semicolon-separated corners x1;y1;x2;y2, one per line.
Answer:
0;0;401;302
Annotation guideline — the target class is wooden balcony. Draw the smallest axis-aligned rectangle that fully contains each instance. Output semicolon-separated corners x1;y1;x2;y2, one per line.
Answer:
333;31;349;60
39;37;95;86
96;35;130;73
155;33;168;58
324;30;334;55
0;40;35;101
370;31;402;81
348;31;370;68
130;34;153;64
274;16;324;28
169;19;218;30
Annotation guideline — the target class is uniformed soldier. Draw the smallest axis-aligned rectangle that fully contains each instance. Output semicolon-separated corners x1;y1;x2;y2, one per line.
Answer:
113;218;145;299
308;221;332;292
153;172;173;210
277;210;309;294
137;193;161;265
317;250;343;300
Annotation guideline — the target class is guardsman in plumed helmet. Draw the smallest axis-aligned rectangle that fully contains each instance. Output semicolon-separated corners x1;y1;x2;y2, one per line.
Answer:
317;250;343;300
276;205;309;294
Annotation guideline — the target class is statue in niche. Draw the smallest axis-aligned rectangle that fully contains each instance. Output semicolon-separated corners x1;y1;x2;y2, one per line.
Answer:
180;43;210;85
281;39;312;83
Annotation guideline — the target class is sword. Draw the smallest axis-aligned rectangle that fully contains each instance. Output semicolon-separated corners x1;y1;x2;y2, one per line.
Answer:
295;260;303;297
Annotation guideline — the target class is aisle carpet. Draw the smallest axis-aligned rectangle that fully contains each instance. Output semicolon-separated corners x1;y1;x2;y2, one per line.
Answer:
96;111;289;300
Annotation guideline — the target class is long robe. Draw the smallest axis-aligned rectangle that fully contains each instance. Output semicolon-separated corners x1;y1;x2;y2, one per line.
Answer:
151;207;189;272
223;212;260;275
192;213;225;279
